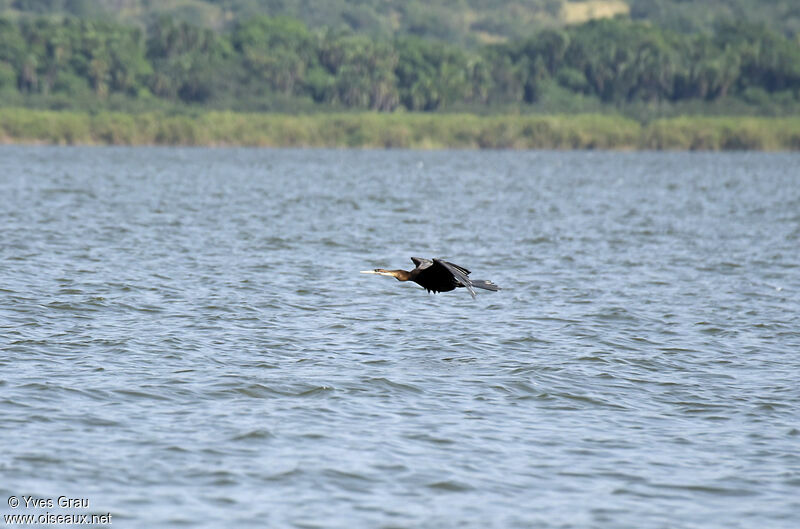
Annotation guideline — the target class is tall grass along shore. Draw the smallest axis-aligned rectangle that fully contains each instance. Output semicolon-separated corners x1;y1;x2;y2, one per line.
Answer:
1;109;799;150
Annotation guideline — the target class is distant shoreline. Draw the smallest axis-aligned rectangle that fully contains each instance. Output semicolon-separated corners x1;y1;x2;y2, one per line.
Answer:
2;109;799;151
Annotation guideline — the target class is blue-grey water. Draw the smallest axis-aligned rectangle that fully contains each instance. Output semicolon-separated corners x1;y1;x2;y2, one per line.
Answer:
1;146;799;528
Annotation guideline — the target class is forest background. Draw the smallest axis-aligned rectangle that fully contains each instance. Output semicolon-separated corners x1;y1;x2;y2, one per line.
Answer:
2;0;800;148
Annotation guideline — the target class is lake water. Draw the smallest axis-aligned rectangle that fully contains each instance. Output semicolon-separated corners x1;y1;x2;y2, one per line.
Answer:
1;146;799;528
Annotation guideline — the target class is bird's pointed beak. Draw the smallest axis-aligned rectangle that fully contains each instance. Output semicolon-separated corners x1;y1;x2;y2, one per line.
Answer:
361;269;394;277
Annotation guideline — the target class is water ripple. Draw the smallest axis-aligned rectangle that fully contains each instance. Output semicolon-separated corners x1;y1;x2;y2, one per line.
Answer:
1;147;799;529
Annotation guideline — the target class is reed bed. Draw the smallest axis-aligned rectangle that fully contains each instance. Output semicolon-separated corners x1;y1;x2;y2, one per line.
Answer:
2;108;799;150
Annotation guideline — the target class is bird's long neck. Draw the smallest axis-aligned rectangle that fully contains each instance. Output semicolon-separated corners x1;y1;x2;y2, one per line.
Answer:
388;270;412;282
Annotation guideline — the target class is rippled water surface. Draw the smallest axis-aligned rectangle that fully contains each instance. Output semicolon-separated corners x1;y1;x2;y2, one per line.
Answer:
2;146;799;528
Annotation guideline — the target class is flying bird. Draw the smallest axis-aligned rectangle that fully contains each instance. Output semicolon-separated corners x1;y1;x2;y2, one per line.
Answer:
361;257;499;298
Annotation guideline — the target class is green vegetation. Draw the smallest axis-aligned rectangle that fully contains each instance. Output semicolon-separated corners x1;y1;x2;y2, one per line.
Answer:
0;1;593;45
1;14;799;115
1;2;799;149
3;108;800;150
2;1;799;45
629;0;800;37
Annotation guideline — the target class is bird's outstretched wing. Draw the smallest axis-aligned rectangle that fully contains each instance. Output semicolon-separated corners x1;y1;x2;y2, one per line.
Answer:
434;259;476;298
410;256;434;270
442;260;470;276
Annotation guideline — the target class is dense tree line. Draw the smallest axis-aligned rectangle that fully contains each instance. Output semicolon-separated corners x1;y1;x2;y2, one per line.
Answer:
1;14;799;113
4;1;799;46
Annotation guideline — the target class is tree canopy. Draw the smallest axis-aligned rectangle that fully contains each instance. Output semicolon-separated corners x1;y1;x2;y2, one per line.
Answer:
2;1;799;45
1;12;798;115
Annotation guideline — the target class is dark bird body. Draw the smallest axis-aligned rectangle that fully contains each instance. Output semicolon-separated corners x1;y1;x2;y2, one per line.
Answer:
361;257;500;298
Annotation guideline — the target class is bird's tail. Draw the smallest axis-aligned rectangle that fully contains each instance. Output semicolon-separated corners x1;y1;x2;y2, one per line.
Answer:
470;279;500;291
